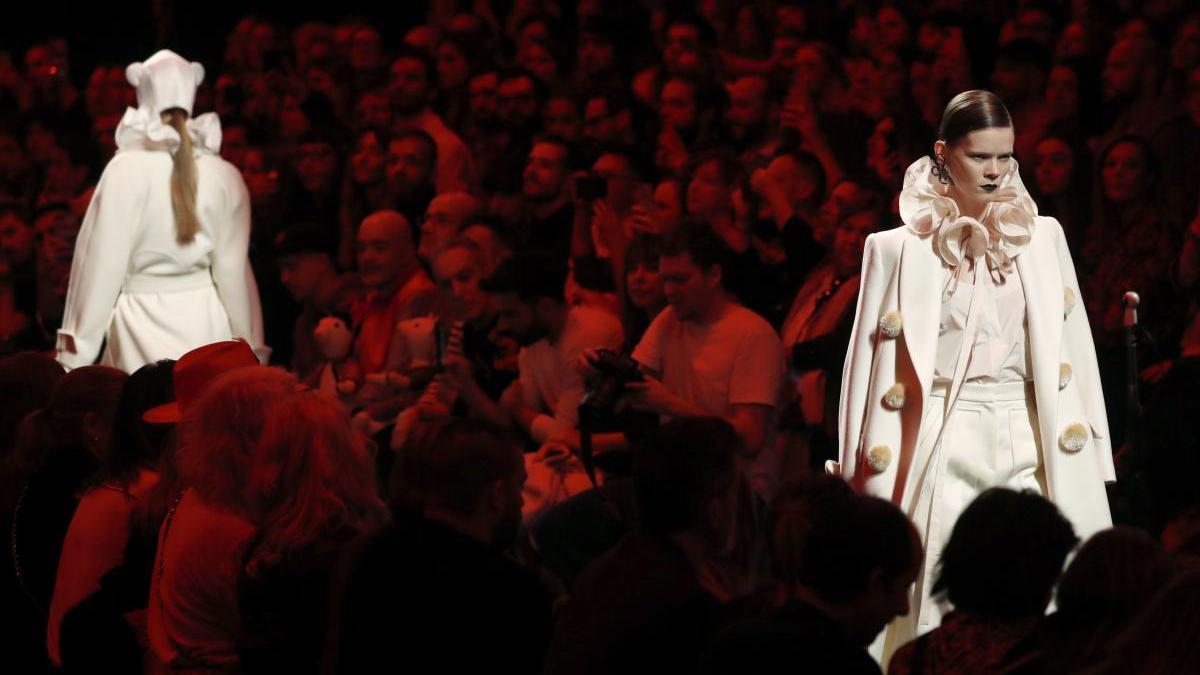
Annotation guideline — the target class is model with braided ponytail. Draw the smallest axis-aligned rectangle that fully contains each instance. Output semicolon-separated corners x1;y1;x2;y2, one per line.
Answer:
57;50;267;372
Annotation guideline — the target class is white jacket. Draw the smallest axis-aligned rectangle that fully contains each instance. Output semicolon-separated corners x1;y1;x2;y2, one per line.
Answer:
837;212;1115;540
56;147;266;372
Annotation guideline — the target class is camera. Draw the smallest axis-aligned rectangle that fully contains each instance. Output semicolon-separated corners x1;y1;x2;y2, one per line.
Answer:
574;173;608;202
577;349;657;478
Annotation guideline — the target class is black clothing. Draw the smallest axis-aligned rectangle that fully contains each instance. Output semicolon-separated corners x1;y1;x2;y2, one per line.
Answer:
699;599;881;675
329;511;553;674
543;532;725;675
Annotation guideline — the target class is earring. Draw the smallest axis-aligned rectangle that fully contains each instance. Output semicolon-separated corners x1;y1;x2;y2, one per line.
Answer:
932;155;951;185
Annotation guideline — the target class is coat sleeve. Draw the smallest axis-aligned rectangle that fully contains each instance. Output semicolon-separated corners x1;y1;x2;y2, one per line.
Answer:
838;234;886;480
56;154;145;370
209;160;269;363
1051;217;1116;482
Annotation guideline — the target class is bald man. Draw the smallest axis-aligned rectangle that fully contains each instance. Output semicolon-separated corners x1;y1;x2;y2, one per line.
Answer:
353;209;438;374
419;192;482;264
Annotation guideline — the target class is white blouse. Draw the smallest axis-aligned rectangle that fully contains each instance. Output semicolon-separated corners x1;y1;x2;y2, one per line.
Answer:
935;267;1031;384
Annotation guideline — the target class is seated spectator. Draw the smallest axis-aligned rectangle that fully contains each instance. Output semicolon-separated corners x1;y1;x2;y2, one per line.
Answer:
1008;527;1175;673
339;129;391;269
236;391;387;674
49;359;174;668
483;252;623;517
147;346;295;672
328;419;552;673
519;134;577;261
460;216;514;277
700;488;920;675
607;224;784;500
351;209;437;378
777;181;881;475
542;417;740;675
8;365;126;624
619;235;667;348
274;222;356;381
1085;569;1200;674
385;128;438;227
888;489;1079;674
418;191;480;265
388;47;475;193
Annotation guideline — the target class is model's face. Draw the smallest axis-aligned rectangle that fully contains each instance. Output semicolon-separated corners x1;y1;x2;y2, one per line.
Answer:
938;126;1016;214
1102;141;1149;204
1034;137;1075;196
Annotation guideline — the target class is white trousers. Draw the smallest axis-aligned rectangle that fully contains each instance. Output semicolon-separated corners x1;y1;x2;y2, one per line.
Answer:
876;379;1046;664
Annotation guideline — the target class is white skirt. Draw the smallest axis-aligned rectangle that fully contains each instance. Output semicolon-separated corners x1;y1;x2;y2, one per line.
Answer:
878;379;1046;662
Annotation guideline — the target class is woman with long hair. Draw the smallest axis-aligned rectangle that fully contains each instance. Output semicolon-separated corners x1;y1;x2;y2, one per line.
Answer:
147;366;298;672
837;90;1114;659
237;391;387;673
47;359;175;667
56;50;267;373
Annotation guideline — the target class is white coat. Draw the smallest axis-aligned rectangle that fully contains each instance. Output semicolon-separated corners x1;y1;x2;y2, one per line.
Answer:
56;149;267;373
837;183;1115;542
56;50;266;373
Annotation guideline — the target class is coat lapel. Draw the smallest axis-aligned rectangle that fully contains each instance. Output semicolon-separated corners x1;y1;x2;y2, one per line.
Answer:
1016;227;1063;462
898;234;942;401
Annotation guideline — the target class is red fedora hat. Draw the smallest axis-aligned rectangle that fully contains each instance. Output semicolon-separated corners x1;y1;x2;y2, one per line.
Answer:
143;340;260;424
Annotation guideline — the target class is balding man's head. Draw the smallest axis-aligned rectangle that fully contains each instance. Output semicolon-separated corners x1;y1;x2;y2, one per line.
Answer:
420;192;481;262
357;209;416;289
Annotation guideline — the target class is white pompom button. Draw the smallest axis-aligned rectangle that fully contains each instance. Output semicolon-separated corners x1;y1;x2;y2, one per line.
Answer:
1064;288;1076;318
879;311;903;339
1059;363;1072;390
883;383;906;410
867;445;892;472
1059;423;1089;454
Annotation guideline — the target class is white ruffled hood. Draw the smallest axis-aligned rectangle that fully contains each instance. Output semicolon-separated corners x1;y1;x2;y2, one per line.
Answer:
899;155;1037;274
114;49;222;156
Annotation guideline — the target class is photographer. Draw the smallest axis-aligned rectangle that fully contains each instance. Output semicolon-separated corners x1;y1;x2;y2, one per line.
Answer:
584;223;786;499
483;253;624;518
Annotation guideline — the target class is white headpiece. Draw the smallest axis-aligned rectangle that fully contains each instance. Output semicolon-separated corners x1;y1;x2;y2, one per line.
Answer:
114;50;221;155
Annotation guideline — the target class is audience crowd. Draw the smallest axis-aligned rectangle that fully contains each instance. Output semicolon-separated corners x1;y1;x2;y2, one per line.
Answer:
3;0;1200;672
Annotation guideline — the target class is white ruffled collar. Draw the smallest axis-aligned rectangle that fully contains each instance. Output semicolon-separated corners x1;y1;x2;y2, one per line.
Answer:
898;155;1037;276
114;107;223;156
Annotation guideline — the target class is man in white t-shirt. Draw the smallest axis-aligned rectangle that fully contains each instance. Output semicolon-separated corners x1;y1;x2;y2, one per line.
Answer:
484;253;624;518
623;224;786;498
